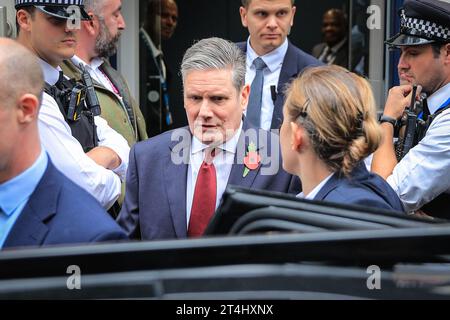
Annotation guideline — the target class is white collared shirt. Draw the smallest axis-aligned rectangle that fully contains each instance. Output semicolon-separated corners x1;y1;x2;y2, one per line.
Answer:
387;82;450;212
186;123;243;227
296;174;334;200
37;58;130;209
71;55;122;99
71;55;129;124
245;38;289;131
318;38;347;65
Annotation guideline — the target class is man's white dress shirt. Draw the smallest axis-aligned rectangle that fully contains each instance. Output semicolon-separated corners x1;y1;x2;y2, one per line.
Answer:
387;82;450;212
186;123;243;227
245;38;288;131
37;58;130;209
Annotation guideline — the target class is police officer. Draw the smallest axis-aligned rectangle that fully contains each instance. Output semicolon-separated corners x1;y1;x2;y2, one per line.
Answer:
15;0;130;210
372;0;450;218
61;0;148;148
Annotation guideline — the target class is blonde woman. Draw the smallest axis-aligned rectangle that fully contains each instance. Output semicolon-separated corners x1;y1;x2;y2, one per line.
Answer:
280;65;404;212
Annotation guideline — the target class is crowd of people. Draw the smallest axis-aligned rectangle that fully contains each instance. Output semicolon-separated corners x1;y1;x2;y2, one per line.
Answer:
0;0;449;250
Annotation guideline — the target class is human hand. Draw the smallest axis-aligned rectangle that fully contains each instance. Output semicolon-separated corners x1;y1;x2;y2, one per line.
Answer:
384;85;422;119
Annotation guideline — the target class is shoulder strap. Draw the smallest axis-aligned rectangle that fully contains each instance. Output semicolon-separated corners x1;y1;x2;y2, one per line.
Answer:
431;103;450;120
44;82;68;121
100;60;136;126
424;103;450;133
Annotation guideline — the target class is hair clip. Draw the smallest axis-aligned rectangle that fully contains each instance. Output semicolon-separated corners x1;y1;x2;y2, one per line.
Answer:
297;99;310;119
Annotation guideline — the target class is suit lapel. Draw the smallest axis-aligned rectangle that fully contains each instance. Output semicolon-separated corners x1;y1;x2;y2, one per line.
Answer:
99;60;136;127
3;165;58;248
100;60;131;107
165;131;190;238
228;122;264;189
271;42;300;129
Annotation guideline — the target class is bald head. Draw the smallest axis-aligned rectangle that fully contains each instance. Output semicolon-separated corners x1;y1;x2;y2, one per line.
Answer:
0;38;44;108
0;38;44;183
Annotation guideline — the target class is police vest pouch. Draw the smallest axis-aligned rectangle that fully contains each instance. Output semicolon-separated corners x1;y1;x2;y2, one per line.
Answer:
79;63;102;117
44;78;99;153
65;83;87;122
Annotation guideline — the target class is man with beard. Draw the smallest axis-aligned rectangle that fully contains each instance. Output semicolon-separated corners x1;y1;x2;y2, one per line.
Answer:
0;38;127;249
371;0;450;218
62;0;148;147
140;0;178;137
15;0;130;211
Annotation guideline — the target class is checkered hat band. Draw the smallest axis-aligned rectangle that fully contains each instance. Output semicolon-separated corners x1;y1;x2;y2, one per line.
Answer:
15;0;84;6
400;9;450;41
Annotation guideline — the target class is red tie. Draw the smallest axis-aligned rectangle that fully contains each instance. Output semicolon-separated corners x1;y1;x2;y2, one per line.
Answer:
188;149;217;237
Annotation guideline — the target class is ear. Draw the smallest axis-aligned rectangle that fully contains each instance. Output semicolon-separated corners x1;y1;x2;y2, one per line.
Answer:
17;94;40;125
85;12;99;36
290;6;297;27
290;121;303;152
240;84;250;112
16;9;32;32
239;7;248;28
443;43;450;65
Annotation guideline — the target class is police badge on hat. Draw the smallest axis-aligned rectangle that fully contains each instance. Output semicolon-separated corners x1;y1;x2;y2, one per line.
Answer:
15;0;91;21
386;0;450;48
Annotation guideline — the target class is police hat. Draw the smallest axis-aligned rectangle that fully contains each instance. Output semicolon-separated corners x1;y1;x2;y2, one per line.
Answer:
15;0;90;21
386;0;450;48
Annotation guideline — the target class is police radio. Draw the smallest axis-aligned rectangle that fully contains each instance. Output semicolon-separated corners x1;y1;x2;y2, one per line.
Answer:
79;63;101;117
394;86;427;161
66;83;86;121
50;79;87;123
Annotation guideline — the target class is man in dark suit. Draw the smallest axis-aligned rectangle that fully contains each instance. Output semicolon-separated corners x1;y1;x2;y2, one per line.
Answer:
238;0;321;131
311;9;364;72
0;38;127;250
117;37;300;240
139;0;179;137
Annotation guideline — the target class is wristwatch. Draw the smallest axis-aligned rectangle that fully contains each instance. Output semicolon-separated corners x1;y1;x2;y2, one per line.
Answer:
379;115;397;127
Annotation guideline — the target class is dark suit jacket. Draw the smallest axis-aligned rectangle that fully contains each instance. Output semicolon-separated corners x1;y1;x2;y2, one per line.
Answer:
3;161;128;250
315;162;405;212
117;122;301;240
139;31;173;137
311;40;364;72
237;41;322;130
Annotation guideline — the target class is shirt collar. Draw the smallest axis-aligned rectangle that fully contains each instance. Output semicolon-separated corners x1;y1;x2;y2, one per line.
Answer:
191;121;243;156
427;82;450;115
71;55;104;72
38;58;63;85
0;150;48;216
296;173;334;200
246;37;289;73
